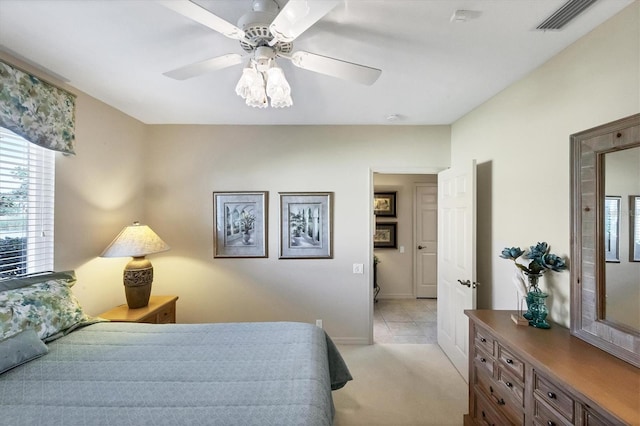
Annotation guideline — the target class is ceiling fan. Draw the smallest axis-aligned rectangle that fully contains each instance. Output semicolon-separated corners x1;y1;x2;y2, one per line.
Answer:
160;0;382;108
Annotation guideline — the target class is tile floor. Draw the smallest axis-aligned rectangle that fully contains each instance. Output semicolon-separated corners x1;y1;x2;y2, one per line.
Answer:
374;298;438;344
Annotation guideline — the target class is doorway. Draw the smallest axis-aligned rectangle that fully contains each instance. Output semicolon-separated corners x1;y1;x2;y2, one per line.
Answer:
372;172;437;343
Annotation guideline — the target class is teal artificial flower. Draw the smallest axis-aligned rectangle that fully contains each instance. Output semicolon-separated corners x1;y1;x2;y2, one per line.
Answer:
500;242;568;276
542;253;567;272
500;247;524;260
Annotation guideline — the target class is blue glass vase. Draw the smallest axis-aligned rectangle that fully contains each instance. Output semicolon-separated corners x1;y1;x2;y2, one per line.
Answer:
528;291;551;329
523;273;542;321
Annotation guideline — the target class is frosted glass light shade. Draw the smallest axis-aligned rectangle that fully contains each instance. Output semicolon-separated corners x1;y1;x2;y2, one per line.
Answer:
246;72;268;108
100;222;170;258
235;66;260;99
266;66;293;108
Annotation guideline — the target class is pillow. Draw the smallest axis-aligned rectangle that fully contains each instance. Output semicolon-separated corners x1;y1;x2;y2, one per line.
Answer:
0;276;89;342
0;270;76;292
0;329;48;374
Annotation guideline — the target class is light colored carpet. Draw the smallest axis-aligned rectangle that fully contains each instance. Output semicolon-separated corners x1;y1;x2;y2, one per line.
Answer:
333;344;468;426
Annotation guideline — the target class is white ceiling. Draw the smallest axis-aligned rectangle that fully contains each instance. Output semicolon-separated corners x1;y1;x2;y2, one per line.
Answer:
0;0;633;125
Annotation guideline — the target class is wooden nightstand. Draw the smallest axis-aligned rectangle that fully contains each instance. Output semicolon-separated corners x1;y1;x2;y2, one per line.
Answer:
99;295;178;324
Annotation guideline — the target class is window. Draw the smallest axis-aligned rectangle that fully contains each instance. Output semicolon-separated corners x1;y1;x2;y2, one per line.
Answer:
604;196;620;262
632;195;640;262
0;127;54;277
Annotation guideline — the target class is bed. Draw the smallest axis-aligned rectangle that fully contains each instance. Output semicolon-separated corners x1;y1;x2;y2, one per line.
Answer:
0;272;352;426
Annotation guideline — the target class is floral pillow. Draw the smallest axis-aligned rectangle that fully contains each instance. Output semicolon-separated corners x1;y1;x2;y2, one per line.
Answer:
0;276;90;342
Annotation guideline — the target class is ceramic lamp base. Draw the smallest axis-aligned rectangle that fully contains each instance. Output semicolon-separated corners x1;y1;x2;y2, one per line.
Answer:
123;257;153;309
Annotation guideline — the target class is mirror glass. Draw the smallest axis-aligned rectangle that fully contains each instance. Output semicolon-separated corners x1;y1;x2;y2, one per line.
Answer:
603;147;640;331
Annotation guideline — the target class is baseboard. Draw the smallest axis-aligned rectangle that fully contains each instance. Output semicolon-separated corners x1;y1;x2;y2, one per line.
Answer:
377;294;415;299
332;337;370;345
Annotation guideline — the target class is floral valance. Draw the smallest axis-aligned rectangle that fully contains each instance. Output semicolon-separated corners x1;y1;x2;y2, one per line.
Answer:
0;60;76;155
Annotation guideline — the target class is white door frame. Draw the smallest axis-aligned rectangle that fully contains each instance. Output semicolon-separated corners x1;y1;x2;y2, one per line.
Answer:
368;167;446;344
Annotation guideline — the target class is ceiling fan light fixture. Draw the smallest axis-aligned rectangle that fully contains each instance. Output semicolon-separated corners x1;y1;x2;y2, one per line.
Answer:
235;62;268;108
235;63;260;99
247;74;268;108
245;84;268;109
266;65;293;108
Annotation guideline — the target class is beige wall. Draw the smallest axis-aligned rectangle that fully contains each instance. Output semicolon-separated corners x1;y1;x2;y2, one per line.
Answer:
450;2;639;327
142;125;450;342
373;173;437;298
57;92;148;315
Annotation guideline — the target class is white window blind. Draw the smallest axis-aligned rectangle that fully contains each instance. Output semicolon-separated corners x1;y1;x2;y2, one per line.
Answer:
0;126;54;277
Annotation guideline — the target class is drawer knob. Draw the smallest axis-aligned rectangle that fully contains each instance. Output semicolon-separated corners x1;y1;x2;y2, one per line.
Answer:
480;358;486;363
506;359;513;364
547;392;556;399
489;386;505;406
505;382;513;388
480;337;487;343
547;421;556;426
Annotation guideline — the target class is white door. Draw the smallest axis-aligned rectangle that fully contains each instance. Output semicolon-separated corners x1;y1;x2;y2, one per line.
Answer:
437;161;477;383
415;183;438;298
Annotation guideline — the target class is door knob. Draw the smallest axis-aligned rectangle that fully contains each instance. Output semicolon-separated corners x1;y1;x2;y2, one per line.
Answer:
458;279;471;287
418;245;424;250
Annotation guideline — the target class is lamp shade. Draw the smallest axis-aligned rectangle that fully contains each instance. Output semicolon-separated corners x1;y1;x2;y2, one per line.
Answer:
101;222;170;258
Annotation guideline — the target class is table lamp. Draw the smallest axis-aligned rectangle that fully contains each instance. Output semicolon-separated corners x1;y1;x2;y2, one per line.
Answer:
100;221;170;308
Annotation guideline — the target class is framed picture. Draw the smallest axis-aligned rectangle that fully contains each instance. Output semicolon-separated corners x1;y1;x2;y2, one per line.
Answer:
374;222;397;249
374;192;397;217
631;195;640;262
604;196;620;262
213;191;268;258
279;192;333;259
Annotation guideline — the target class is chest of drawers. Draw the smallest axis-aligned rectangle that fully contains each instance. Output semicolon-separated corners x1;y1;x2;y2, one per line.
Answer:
464;310;640;426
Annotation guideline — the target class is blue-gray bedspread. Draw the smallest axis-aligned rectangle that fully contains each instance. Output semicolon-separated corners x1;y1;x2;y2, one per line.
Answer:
0;321;352;425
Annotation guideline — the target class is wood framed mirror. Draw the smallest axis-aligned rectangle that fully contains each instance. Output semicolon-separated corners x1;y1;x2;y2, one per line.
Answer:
570;113;640;368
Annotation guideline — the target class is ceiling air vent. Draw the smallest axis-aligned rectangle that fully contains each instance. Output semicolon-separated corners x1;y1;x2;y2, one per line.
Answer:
536;0;598;30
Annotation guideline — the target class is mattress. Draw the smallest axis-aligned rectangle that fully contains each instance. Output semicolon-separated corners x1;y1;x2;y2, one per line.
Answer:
0;321;351;425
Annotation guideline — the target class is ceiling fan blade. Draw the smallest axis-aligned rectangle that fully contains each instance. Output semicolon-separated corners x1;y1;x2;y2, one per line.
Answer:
285;51;382;85
159;0;245;40
269;0;339;43
164;54;244;80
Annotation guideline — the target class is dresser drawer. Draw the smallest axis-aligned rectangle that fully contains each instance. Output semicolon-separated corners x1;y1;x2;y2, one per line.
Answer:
476;368;524;425
495;365;524;406
155;303;175;324
534;372;574;422
583;408;611;426
533;397;572;426
497;343;525;381
474;386;514;426
474;325;495;355
474;345;494;376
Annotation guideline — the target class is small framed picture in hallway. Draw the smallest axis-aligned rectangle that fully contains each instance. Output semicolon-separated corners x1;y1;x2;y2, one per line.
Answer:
374;222;397;249
374;192;396;217
279;192;333;259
